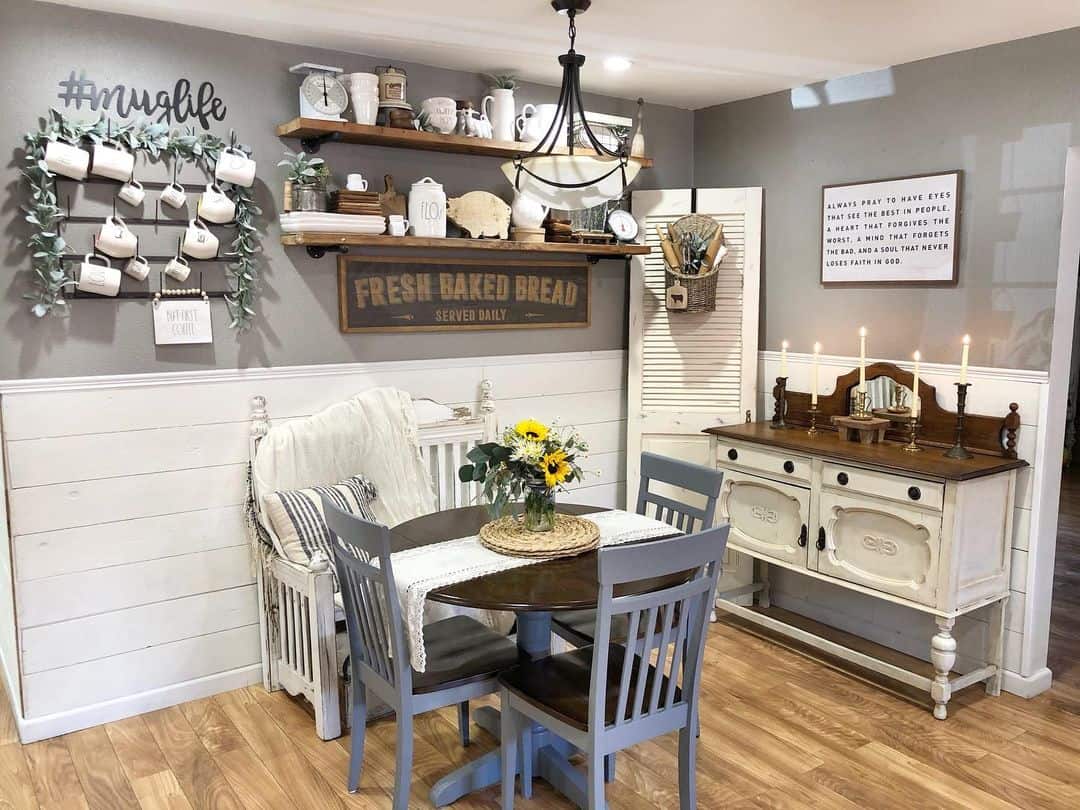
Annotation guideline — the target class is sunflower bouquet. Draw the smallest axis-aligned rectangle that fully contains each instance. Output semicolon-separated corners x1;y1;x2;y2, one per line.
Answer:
458;419;590;532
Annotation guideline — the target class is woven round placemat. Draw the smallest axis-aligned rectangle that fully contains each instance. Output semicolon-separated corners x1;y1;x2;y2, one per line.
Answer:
479;514;600;559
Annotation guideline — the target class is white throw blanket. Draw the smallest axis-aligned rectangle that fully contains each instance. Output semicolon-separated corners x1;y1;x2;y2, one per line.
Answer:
388;510;679;673
253;387;436;544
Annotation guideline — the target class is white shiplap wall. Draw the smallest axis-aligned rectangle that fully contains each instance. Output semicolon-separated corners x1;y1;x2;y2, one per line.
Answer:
756;350;1050;694
0;349;628;742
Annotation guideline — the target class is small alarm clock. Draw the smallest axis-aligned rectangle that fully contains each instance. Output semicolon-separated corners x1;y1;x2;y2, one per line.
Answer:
607;208;639;243
290;63;348;121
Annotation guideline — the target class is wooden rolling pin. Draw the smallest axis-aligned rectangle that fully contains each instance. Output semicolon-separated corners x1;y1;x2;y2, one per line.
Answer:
703;223;726;267
655;225;681;270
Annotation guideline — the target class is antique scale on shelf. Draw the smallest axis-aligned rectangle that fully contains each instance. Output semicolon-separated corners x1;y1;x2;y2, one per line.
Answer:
289;63;348;121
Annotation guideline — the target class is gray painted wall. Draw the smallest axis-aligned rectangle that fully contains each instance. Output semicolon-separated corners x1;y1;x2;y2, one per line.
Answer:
0;0;693;379
694;28;1080;371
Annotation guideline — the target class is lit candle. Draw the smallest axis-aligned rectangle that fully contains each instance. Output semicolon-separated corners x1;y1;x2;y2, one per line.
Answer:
812;342;821;405
859;326;867;392
780;340;789;377
959;334;971;384
912;350;921;418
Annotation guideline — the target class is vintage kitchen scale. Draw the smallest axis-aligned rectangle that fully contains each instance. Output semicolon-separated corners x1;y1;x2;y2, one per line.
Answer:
289;63;348;121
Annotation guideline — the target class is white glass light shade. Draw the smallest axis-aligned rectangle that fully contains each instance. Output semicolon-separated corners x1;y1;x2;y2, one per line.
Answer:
501;155;643;210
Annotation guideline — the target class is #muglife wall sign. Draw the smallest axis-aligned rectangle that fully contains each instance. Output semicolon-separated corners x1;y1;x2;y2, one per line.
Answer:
821;171;961;285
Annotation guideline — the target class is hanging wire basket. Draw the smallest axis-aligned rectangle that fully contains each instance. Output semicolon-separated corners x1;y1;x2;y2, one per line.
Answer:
664;214;723;312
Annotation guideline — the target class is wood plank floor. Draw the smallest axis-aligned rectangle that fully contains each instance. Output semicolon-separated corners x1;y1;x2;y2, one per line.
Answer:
1;469;1077;808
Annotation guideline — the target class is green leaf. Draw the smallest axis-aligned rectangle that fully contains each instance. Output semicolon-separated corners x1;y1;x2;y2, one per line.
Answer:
457;464;475;483
472;462;487;482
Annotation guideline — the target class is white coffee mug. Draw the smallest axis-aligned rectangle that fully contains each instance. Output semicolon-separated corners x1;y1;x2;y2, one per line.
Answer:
388;215;410;237
346;173;369;192
77;254;121;297
96;215;138;258
198;184;236;224
215;147;257;187
182;219;220;259
117;179;146;207
90;142;135;181
164;255;191;282
160;182;187;209
44;139;89;180
123;254;151;281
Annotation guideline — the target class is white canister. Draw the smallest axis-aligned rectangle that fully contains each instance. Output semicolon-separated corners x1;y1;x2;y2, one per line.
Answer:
215;147;256;188
77;254;121;297
90;142;135;181
408;177;446;238
376;65;407;104
482;88;516;142
44;139;89;180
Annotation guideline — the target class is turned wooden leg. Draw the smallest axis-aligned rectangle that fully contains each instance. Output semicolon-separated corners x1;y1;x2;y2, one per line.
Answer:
930;616;957;720
986;598;1007;696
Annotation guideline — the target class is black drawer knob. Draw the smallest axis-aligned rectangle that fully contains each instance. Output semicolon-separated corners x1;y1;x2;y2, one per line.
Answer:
798;524;808;547
837;472;849;486
908;486;922;501
783;460;795;474
727;448;738;461
817;526;826;551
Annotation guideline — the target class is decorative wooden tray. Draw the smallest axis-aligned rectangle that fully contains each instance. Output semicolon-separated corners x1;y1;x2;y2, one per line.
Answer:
479;514;600;558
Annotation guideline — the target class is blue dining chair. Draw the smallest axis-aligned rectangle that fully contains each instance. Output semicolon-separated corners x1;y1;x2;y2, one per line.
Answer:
552;452;724;648
321;497;520;809
498;526;730;809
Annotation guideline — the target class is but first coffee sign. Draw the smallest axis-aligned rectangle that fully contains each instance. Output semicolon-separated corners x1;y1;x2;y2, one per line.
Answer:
338;256;590;332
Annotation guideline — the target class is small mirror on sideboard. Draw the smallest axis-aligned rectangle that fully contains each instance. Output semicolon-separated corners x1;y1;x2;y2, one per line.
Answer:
848;375;914;416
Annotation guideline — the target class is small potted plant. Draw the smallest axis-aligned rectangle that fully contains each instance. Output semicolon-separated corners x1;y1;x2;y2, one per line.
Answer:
278;149;328;212
458;419;590;532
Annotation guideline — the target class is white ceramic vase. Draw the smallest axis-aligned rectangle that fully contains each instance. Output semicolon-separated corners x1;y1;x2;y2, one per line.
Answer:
483;88;516;142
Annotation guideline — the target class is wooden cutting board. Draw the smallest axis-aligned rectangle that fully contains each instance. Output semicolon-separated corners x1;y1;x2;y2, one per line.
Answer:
379;175;407;217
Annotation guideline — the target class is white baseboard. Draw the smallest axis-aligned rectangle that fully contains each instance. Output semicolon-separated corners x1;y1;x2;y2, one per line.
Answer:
15;664;261;743
1001;666;1053;698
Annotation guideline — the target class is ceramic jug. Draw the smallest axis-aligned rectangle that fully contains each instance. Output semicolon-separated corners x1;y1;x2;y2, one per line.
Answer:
482;88;516;141
511;191;549;229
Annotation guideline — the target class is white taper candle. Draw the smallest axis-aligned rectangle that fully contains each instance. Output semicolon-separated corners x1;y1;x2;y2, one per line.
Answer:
812;342;821;405
959;334;971;384
912;350;921;418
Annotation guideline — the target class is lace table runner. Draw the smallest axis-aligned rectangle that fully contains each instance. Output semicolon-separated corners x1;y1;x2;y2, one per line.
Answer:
388;510;679;672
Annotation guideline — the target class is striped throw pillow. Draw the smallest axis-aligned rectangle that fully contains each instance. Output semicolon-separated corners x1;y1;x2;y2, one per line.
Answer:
263;476;378;568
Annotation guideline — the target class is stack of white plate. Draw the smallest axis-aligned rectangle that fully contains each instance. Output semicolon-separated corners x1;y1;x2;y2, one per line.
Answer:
280;212;386;234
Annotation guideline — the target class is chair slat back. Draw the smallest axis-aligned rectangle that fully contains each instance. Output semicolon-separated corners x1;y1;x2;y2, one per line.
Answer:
589;527;730;734
321;497;410;695
635;452;723;533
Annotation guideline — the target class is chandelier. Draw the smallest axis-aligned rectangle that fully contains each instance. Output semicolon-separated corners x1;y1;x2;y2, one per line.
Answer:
501;0;644;210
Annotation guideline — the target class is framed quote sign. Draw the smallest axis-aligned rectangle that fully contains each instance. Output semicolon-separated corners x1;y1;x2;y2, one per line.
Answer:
821;170;962;286
337;256;590;333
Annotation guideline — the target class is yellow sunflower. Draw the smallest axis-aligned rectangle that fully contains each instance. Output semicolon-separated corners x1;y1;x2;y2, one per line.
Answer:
515;419;550;441
541;450;572;488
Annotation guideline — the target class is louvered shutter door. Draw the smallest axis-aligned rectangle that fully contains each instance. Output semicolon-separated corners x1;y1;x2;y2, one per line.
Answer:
627;188;762;599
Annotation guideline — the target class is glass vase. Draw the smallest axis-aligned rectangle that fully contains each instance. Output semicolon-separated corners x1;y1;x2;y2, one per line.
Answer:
523;482;556;532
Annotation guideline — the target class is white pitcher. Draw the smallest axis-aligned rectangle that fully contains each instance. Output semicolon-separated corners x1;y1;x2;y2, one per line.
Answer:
511;191;549;229
482;88;516;142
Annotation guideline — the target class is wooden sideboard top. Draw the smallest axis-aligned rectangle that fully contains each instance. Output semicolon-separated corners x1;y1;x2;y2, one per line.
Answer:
705;422;1027;481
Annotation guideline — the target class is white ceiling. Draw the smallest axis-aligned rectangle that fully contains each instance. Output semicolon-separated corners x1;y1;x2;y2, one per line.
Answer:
46;0;1080;108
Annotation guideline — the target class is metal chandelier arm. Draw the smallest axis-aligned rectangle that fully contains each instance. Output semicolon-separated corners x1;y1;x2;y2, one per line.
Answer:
511;155;629;190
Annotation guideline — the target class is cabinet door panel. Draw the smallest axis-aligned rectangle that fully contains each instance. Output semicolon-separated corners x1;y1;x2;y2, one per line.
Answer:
718;469;810;567
815;492;941;607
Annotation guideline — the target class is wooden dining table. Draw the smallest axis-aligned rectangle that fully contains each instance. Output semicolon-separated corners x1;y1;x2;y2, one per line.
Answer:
389;503;683;808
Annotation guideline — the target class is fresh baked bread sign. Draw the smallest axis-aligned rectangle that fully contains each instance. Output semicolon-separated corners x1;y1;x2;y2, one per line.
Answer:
338;256;589;332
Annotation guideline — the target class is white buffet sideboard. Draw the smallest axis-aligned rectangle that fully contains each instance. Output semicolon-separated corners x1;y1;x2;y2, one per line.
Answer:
707;420;1025;719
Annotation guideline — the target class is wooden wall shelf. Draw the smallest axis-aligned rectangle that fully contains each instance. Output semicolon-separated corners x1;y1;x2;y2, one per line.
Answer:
281;232;651;260
276;117;655;167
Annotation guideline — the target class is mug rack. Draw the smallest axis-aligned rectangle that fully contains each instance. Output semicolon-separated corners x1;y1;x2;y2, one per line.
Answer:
71;269;231;301
57;188;239;229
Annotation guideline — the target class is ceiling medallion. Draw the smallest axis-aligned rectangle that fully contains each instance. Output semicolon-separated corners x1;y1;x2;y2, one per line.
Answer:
501;0;645;210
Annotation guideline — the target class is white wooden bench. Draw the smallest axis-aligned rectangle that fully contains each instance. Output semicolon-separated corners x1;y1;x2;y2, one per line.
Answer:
248;382;496;739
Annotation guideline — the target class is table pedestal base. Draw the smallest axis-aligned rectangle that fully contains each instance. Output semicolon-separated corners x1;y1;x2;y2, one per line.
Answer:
428;611;601;809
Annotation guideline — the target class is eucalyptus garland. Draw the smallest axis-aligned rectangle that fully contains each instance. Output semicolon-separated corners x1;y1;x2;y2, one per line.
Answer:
21;109;262;330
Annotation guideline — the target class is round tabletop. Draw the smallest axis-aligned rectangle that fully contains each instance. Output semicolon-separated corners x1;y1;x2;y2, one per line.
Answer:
389;504;683;612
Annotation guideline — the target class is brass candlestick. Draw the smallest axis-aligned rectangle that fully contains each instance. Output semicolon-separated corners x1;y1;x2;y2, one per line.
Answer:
944;383;974;460
770;376;788;429
807;405;821;437
902;414;922;453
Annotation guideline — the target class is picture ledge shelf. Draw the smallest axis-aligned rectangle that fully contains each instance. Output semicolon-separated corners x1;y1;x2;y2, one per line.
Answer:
276;117;655;167
281;232;651;260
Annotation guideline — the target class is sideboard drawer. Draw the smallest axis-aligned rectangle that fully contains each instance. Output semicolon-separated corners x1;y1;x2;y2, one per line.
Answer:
815;491;942;607
719;470;811;567
716;441;811;484
822;462;944;511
